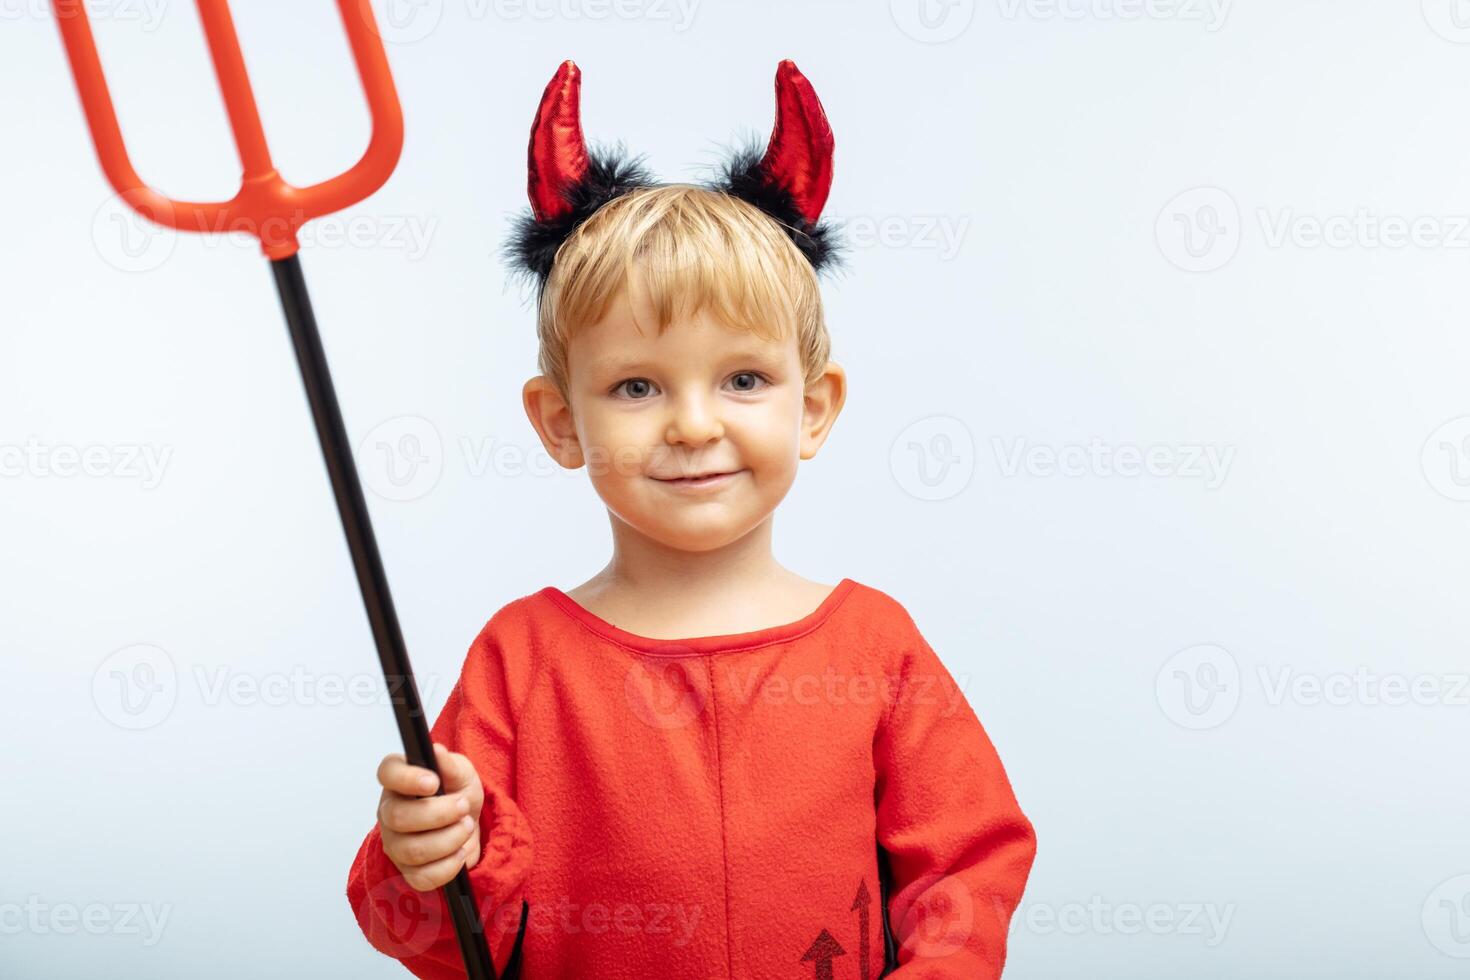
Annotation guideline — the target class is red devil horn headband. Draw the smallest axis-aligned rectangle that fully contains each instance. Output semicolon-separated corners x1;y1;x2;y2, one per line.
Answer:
507;59;842;288
528;60;588;223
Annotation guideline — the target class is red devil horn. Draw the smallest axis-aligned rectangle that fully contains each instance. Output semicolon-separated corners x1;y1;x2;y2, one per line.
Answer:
757;60;835;225
528;60;590;222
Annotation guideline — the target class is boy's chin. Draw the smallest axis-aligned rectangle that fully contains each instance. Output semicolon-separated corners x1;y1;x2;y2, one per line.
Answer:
621;511;770;554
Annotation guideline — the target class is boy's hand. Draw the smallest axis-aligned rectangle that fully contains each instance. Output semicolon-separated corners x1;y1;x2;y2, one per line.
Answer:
376;742;484;892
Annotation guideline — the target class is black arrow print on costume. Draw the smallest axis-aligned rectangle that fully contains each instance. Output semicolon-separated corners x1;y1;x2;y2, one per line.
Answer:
801;928;846;980
851;878;872;980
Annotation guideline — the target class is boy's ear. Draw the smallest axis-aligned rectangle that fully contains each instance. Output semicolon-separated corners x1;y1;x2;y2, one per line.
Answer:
799;361;847;461
522;375;585;469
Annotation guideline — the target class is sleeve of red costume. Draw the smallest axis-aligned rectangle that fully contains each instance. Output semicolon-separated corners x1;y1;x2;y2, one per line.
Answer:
345;623;535;979
874;624;1037;979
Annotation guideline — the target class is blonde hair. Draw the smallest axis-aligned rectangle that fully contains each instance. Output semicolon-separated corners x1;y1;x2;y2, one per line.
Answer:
533;184;831;398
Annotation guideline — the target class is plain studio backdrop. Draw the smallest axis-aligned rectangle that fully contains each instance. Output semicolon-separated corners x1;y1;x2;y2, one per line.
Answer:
3;0;1469;977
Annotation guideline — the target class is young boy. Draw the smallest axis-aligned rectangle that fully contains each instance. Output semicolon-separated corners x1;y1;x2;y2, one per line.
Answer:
346;60;1036;979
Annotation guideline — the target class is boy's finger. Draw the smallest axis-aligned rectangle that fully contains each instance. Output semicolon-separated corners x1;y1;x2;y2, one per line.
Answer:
386;813;478;869
379;789;473;834
377;753;440;796
396;827;477;893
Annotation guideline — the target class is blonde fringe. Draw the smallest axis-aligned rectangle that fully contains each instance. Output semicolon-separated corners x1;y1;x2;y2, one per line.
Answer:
536;184;830;397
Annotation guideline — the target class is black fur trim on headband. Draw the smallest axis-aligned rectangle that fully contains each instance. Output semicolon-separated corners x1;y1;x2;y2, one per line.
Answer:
503;141;659;291
706;136;846;278
502;138;846;296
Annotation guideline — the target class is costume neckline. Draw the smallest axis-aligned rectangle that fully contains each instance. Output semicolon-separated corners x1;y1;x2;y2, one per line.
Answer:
539;578;858;656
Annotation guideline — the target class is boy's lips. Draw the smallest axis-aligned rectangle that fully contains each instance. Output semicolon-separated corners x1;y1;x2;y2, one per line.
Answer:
651;469;745;489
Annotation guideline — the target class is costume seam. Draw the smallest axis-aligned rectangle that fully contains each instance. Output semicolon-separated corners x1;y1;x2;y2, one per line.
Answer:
540;581;859;658
706;656;737;980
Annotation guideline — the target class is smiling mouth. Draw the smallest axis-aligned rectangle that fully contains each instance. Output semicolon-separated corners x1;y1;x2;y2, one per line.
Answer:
652;470;743;487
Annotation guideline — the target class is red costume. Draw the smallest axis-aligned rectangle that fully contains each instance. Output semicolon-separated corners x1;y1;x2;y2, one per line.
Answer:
346;578;1036;977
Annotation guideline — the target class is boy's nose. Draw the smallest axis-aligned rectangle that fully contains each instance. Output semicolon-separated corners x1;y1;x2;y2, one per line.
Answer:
664;392;724;446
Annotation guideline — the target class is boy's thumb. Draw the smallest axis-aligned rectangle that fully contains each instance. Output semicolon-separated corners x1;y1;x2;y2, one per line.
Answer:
432;742;475;793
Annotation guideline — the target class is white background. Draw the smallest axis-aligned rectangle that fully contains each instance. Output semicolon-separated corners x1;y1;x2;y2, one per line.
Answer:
3;0;1469;977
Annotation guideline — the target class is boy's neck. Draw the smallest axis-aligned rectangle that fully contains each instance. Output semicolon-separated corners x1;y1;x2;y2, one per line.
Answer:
597;512;783;598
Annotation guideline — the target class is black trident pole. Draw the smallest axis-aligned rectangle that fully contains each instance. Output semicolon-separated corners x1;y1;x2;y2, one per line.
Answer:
270;253;503;980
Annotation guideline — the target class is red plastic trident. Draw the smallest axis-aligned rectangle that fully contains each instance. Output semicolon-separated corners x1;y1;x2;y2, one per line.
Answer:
49;3;508;977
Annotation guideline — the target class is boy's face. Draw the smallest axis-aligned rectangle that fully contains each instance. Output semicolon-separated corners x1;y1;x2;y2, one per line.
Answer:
523;283;845;553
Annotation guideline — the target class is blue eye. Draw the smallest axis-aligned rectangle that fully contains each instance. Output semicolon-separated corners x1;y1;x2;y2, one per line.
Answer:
612;378;657;399
729;372;769;392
